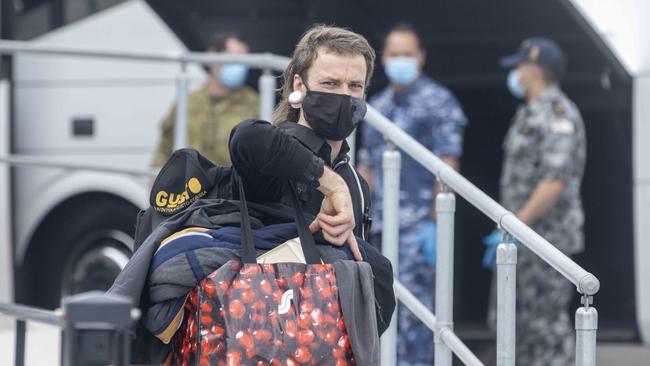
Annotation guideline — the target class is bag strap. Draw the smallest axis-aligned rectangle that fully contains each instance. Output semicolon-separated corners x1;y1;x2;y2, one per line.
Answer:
286;182;322;264
234;170;322;264
236;172;257;264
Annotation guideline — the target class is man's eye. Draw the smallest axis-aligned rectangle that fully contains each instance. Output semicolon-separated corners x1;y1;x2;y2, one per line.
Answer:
323;81;336;86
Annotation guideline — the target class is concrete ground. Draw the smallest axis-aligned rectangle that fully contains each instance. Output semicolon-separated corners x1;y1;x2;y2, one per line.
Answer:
594;343;650;366
0;318;60;366
2;317;650;365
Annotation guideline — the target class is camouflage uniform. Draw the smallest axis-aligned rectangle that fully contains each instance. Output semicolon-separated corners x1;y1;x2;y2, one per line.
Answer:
492;85;586;365
152;85;259;167
358;76;467;366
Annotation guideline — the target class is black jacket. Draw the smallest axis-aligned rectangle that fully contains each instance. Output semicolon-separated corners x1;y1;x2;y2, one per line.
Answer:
229;119;372;240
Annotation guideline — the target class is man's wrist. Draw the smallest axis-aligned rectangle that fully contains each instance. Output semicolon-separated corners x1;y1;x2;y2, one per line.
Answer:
318;167;346;196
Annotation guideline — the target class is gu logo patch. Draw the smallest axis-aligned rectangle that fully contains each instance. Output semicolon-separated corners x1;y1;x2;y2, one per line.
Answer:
154;177;206;214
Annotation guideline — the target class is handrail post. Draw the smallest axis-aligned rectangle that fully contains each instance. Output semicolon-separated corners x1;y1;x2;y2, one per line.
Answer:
380;145;400;366
435;184;455;366
575;296;598;366
15;319;25;366
258;69;276;122
496;240;517;366
173;62;189;151
62;291;138;366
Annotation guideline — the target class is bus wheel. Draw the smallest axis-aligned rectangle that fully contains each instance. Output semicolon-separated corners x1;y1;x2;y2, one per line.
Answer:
19;195;138;309
60;229;133;298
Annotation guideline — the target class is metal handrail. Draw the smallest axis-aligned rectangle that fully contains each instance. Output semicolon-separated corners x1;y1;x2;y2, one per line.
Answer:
0;39;290;69
364;107;600;295
1;292;137;366
394;281;484;366
0;302;64;366
0;154;157;177
0;302;64;327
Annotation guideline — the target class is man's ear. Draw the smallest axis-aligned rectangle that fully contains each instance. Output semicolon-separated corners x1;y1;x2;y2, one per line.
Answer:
522;64;540;86
292;74;307;101
418;49;427;69
533;64;546;83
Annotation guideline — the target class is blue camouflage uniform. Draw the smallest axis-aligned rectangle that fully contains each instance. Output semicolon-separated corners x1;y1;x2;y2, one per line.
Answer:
358;76;467;366
488;85;586;365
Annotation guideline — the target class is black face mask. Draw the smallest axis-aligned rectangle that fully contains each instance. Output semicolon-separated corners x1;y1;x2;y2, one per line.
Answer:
301;90;367;140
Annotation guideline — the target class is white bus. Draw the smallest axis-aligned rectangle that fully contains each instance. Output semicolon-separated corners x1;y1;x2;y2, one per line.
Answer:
1;0;648;347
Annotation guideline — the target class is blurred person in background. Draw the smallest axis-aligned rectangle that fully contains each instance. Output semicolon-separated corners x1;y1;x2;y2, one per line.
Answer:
482;37;586;365
357;23;467;366
152;30;259;167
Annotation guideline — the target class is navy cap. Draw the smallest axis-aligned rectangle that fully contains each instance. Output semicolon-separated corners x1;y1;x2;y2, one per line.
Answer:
500;37;567;79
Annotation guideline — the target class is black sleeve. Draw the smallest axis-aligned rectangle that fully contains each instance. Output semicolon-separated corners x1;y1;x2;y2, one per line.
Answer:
229;119;325;202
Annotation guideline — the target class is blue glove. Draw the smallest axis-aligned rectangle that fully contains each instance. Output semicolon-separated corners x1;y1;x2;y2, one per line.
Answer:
481;229;515;271
416;221;437;266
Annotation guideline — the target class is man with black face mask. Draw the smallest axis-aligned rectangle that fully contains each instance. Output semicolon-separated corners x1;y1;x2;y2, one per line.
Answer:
229;25;375;263
229;25;396;336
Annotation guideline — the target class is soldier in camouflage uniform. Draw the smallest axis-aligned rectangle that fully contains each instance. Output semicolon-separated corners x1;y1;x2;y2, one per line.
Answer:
358;24;467;366
486;37;586;366
152;30;259;167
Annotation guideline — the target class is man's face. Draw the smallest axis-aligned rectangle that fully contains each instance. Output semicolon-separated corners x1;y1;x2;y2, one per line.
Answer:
209;38;250;76
224;38;250;54
293;47;367;100
516;62;542;89
382;31;425;69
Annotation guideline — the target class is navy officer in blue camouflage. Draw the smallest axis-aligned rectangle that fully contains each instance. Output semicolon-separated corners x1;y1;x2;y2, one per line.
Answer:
357;23;467;366
483;37;587;365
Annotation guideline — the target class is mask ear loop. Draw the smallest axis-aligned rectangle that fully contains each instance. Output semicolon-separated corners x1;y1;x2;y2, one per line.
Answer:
289;90;302;109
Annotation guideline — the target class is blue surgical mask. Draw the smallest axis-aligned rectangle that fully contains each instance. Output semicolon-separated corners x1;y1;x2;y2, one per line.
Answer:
219;64;248;88
384;57;419;86
507;69;525;99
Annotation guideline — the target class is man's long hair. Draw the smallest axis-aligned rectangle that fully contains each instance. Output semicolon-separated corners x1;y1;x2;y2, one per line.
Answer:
272;25;376;125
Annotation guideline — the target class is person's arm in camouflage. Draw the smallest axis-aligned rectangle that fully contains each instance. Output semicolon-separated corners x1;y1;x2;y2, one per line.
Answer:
250;92;260;119
434;157;460;197
515;179;565;225
516;116;577;226
430;95;467;219
151;104;177;167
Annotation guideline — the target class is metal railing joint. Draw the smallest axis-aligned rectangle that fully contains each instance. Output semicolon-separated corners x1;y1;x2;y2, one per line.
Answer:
578;273;600;296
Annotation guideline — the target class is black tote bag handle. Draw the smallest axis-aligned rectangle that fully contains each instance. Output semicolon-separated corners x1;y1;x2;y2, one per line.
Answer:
285;182;323;264
235;171;322;264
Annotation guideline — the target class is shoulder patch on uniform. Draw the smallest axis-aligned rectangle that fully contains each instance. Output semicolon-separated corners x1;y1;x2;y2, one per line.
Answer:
550;118;575;135
518;121;530;135
450;107;464;120
552;100;565;116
